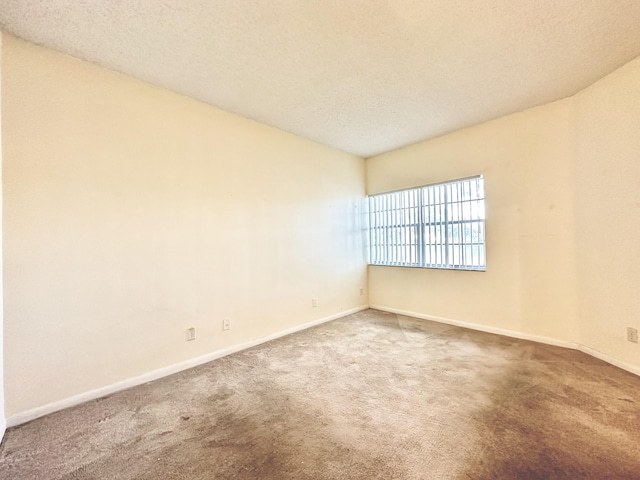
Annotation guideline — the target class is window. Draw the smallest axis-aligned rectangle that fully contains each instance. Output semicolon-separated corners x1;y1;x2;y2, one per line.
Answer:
368;176;485;270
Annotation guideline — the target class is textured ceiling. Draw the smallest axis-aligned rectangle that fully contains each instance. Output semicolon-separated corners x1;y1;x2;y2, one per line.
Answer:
2;1;640;157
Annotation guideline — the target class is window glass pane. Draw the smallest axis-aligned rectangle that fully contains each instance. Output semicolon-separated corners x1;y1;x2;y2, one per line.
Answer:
369;176;485;270
463;201;471;220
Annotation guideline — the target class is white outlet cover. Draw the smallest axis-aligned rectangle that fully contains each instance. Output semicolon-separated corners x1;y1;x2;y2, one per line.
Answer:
186;327;196;341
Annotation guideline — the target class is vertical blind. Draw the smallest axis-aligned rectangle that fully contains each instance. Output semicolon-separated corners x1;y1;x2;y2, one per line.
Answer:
368;176;486;270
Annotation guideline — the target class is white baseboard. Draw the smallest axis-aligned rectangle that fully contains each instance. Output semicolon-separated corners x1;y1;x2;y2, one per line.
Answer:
370;305;577;349
0;416;6;444
8;304;638;428
578;344;640;377
7;305;368;428
370;305;640;378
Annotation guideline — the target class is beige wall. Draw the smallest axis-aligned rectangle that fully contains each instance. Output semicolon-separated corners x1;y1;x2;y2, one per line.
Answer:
574;56;640;367
3;30;640;423
1;35;367;417
367;55;640;371
367;100;579;343
0;31;5;438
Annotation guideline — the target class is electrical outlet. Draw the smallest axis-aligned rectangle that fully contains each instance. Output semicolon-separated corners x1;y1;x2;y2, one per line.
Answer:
223;319;230;331
312;298;318;307
186;327;196;341
360;287;364;296
627;327;638;343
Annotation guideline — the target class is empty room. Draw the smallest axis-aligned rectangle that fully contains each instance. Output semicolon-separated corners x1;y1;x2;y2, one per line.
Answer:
0;1;639;479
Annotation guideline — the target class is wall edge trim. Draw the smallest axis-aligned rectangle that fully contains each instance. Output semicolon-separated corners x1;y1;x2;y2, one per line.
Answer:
578;344;640;377
7;305;368;428
370;305;640;377
370;305;576;347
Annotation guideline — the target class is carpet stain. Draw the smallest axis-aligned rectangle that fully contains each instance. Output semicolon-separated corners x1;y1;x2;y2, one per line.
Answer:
1;309;639;479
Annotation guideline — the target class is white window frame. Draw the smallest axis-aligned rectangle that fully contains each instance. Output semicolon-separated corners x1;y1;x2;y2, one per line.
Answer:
368;176;486;271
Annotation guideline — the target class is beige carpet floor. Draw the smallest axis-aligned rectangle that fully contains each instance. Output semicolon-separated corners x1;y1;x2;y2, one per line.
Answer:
1;309;639;479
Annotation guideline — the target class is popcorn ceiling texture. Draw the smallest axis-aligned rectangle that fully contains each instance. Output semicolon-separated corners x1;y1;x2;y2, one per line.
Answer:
1;1;640;157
